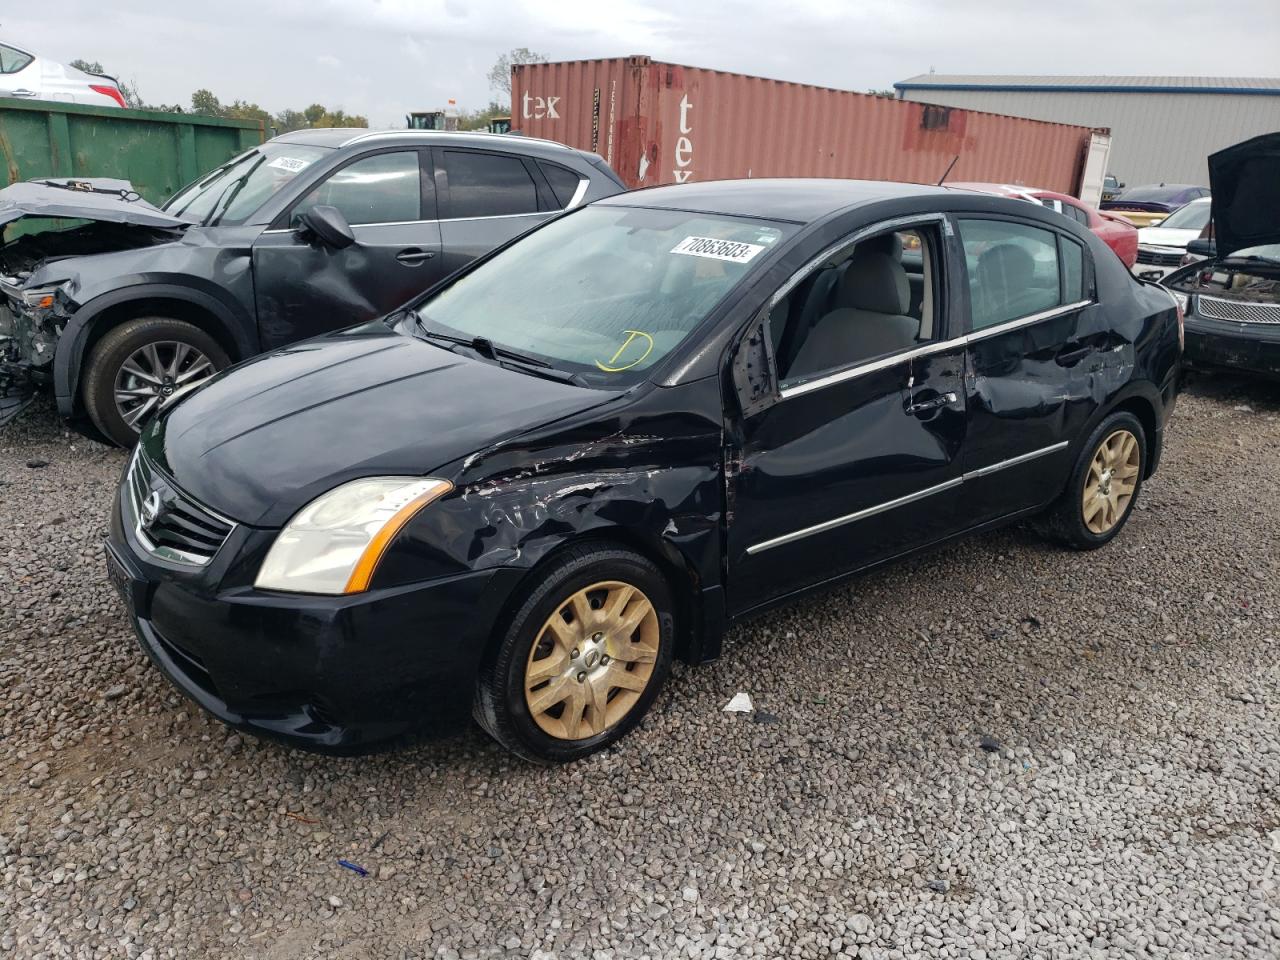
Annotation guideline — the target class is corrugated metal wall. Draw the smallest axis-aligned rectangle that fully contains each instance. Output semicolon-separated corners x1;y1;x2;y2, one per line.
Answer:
513;58;1096;195
899;88;1280;186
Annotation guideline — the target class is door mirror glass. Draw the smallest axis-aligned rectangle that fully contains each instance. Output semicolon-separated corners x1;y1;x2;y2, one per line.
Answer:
297;204;356;249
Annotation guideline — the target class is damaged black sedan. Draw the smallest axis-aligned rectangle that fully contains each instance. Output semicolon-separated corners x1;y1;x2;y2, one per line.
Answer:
106;179;1181;762
1164;132;1280;379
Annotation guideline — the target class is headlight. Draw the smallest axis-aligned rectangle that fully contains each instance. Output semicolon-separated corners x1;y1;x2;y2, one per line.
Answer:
1170;291;1189;314
21;285;63;311
255;477;453;594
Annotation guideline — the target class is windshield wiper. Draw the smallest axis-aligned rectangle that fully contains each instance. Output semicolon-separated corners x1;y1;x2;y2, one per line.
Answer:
410;311;585;385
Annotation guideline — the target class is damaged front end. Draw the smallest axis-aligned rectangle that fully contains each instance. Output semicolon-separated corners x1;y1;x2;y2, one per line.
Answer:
0;178;189;426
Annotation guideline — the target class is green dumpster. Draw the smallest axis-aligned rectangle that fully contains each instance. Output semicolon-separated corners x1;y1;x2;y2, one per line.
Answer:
0;97;264;206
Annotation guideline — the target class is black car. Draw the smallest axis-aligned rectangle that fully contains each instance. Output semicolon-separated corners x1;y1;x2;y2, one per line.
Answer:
105;178;1182;762
0;129;624;444
1164;132;1280;379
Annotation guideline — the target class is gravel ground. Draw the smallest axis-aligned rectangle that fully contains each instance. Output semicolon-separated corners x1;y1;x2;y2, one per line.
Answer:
2;375;1279;960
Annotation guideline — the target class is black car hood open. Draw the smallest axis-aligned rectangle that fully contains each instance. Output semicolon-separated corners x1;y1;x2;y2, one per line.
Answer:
1208;132;1280;257
0;178;191;230
147;324;621;527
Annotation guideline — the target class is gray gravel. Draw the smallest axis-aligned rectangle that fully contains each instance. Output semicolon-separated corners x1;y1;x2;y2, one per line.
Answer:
2;375;1279;959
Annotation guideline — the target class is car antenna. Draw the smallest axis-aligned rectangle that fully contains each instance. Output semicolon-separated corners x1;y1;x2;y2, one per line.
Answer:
936;155;960;187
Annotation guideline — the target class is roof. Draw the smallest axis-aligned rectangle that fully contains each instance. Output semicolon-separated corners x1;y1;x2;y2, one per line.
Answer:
269;128;580;155
601;178;953;223
894;74;1280;96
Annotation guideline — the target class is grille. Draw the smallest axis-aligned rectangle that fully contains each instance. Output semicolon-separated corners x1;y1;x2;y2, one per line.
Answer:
1136;247;1183;267
1197;295;1280;325
127;450;235;564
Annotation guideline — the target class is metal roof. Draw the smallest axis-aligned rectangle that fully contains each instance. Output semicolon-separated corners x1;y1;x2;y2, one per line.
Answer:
894;75;1280;96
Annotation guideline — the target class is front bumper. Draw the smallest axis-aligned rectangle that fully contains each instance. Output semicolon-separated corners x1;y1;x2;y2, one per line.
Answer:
1184;313;1280;379
106;480;520;753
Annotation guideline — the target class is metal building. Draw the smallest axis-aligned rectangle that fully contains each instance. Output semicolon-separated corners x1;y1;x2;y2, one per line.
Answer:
893;75;1280;187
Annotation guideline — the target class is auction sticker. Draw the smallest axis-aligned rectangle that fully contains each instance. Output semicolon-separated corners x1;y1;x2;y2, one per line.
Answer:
670;236;765;264
268;156;312;173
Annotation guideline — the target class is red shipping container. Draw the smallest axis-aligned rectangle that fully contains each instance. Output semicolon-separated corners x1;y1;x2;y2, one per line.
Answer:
512;56;1105;197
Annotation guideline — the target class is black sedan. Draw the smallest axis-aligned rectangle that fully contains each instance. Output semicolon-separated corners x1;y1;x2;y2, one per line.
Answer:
105;179;1183;762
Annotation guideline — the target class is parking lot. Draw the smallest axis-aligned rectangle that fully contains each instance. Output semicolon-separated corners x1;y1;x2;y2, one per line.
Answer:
1;374;1278;959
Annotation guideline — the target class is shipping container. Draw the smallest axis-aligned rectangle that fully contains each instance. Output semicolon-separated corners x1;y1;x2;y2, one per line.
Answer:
512;56;1108;198
0;97;265;205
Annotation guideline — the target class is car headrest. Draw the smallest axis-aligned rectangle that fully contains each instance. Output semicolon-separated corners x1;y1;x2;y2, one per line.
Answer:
976;243;1035;291
861;231;903;261
837;250;909;315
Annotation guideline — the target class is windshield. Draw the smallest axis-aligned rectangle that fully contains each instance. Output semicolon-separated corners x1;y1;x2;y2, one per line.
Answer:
411;205;796;387
1157;202;1212;231
1225;244;1280;261
163;143;331;225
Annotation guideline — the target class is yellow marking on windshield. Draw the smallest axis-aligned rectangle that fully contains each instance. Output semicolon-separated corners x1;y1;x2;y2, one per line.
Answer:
595;330;655;372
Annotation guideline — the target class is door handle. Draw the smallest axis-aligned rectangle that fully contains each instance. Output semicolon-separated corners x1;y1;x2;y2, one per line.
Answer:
905;391;958;416
11;89;37;97
1056;344;1091;366
395;248;436;265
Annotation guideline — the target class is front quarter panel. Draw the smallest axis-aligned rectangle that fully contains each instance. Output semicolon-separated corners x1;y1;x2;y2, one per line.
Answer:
371;377;726;654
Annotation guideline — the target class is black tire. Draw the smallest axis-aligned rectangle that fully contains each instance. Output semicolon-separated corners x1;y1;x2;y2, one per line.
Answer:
474;544;676;763
1036;411;1147;550
82;317;231;447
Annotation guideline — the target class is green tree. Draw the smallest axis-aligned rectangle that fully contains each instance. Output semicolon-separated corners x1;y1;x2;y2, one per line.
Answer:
303;103;327;126
459;101;509;131
190;89;222;116
487;47;546;97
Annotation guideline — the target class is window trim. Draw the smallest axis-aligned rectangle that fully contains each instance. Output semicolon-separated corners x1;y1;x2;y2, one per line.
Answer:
0;43;34;75
764;212;949;396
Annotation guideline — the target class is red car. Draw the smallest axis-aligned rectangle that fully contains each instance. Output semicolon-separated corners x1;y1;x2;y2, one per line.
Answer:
951;183;1139;269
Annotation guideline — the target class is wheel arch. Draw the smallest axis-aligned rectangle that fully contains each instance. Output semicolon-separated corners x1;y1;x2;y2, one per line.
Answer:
487;526;715;669
53;285;255;420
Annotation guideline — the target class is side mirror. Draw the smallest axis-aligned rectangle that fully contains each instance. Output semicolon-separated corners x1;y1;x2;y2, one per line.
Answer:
1186;237;1215;257
1118;181;1125;189
297;204;355;249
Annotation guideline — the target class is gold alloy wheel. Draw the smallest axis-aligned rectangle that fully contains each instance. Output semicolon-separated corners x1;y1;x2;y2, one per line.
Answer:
524;580;660;740
1082;429;1140;535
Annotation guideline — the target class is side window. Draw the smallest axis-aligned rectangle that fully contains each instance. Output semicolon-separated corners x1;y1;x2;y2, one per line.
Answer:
538;161;584;208
293;151;421;226
770;226;938;383
958;219;1063;330
1061;238;1085;302
442;150;538;218
1065;203;1090;226
0;45;33;74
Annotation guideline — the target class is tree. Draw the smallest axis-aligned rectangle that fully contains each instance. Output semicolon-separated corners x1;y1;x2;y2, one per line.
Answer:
190;89;222;116
303;103;327;126
70;58;145;109
459;101;510;131
487;47;546;98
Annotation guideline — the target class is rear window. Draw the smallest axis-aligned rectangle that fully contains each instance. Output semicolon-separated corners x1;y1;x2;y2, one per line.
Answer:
1116;186;1194;204
0;45;32;74
538;161;583;208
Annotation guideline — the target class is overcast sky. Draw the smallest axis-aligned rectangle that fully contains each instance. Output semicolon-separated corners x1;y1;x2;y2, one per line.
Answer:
5;0;1279;127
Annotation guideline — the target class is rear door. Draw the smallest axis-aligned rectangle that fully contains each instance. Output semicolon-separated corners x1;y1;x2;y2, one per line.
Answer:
251;147;444;349
433;147;561;276
0;44;36;98
954;215;1099;523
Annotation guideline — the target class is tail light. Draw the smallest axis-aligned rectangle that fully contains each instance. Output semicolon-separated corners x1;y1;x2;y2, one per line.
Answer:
90;84;127;108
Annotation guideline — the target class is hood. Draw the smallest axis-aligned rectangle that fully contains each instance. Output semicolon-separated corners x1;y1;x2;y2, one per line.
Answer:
147;323;620;527
1137;225;1201;247
0;178;191;230
1208;132;1280;257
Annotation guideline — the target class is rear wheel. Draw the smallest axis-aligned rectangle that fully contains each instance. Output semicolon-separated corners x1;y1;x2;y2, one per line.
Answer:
474;544;675;763
1036;411;1146;550
82;317;229;447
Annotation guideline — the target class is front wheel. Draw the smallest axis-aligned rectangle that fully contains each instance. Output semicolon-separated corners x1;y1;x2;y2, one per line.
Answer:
82;317;230;447
1036;411;1147;550
474;544;676;763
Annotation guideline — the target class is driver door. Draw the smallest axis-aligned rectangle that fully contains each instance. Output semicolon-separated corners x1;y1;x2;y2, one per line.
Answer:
251;147;445;350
